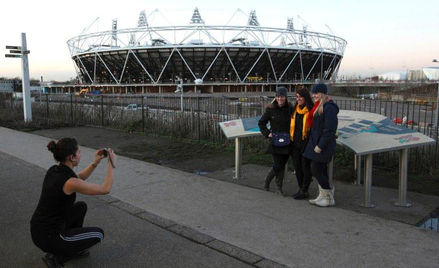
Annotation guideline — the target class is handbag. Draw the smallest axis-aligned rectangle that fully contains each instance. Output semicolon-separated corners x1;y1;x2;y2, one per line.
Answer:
272;132;290;147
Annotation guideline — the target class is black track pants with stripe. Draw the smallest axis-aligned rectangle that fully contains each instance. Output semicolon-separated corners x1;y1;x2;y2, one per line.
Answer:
31;201;104;259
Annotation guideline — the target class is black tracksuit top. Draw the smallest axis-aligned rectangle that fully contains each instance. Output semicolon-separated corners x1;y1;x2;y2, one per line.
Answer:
31;164;77;235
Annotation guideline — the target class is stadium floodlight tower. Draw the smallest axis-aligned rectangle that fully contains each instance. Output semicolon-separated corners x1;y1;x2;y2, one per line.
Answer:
67;8;347;92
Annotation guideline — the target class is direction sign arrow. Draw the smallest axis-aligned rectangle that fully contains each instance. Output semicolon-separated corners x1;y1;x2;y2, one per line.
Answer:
9;50;22;54
5;54;22;58
6;46;21;50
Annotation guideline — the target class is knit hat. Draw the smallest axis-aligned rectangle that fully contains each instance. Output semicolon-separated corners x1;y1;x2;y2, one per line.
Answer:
311;83;328;94
275;87;288;97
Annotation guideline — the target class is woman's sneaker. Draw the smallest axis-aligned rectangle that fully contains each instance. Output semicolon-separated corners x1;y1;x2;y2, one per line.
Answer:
42;253;64;268
59;250;90;264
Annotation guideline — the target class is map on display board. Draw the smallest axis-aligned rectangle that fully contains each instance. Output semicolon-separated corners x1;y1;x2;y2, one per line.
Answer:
337;110;435;155
219;116;263;139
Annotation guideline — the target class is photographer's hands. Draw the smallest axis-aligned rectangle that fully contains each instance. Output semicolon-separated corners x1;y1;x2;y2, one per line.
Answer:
93;148;117;168
93;149;107;166
65;148;117;195
76;149;107;181
105;148;117;168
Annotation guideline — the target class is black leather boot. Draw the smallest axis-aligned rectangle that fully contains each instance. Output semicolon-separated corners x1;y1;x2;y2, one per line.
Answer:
294;174;311;199
293;174;303;198
275;186;284;196
264;169;276;191
293;189;310;200
292;189;302;198
275;169;285;196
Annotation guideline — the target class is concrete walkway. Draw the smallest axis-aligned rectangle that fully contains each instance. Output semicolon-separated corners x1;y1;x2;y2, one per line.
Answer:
1;127;438;268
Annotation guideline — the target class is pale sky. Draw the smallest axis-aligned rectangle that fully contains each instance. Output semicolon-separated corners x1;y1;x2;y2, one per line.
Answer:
1;0;438;81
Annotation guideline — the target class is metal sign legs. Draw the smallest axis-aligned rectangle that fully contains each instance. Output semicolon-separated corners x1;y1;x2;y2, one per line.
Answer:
234;138;243;179
360;154;375;208
357;148;411;208
395;148;411;207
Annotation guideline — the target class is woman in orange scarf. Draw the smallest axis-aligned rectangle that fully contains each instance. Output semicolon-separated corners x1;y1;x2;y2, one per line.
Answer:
290;88;314;199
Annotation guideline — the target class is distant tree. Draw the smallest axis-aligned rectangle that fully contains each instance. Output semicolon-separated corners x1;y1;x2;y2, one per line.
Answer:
30;79;40;86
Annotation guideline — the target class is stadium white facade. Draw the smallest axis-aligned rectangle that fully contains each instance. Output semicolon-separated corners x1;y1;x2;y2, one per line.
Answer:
423;67;439;81
66;8;347;92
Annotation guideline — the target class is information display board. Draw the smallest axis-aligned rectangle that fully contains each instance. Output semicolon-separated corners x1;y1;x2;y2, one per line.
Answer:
219;116;262;139
219;111;435;154
337;111;435;155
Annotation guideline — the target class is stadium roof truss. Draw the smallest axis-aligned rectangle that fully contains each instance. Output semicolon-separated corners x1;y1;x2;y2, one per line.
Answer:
67;23;347;85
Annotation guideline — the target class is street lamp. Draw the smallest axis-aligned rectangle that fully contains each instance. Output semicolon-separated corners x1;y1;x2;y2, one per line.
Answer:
194;78;203;94
433;59;439;140
175;77;184;112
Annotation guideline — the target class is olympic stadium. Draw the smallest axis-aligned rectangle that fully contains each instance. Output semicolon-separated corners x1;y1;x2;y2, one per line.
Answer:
66;8;347;93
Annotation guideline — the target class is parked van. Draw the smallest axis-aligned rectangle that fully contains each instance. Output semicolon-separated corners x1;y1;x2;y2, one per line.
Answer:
124;104;147;111
124;104;139;111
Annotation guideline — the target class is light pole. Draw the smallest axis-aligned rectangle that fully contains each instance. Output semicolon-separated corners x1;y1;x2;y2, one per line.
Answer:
175;77;183;112
433;59;439;140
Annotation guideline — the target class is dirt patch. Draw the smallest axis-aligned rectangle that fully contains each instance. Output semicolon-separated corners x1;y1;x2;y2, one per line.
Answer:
30;126;439;196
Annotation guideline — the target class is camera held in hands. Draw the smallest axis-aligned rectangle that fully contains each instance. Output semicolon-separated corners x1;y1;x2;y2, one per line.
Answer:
101;148;116;168
102;148;108;157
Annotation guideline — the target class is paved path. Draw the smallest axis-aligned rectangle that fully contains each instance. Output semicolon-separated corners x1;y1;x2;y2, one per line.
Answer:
1;127;438;268
0;152;254;268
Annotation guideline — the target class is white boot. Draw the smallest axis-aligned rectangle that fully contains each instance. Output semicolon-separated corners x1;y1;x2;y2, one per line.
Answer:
309;185;325;205
315;188;335;207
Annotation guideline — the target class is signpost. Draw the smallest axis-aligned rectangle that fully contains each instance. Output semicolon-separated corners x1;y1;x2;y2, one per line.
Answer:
5;54;22;58
5;33;32;122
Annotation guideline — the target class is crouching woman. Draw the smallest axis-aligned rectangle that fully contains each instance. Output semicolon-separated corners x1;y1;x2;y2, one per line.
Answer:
30;138;116;267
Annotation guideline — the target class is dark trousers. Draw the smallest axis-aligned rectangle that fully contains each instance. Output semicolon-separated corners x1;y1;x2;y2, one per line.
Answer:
31;202;104;261
270;153;290;188
272;153;290;173
291;145;312;191
311;161;331;190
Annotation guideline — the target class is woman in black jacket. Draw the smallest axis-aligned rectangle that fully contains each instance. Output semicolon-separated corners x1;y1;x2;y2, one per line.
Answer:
304;83;339;207
258;87;291;196
290;88;314;199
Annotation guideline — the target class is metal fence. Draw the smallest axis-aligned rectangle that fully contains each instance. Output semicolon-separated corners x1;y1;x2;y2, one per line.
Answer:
2;93;438;175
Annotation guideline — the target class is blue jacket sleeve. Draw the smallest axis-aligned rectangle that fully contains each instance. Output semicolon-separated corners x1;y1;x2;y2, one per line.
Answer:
317;105;338;150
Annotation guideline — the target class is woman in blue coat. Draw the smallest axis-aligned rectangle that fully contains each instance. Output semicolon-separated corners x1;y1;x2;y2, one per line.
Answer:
303;83;339;207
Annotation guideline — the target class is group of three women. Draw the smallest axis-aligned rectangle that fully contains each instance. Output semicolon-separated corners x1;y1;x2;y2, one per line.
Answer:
258;83;339;207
